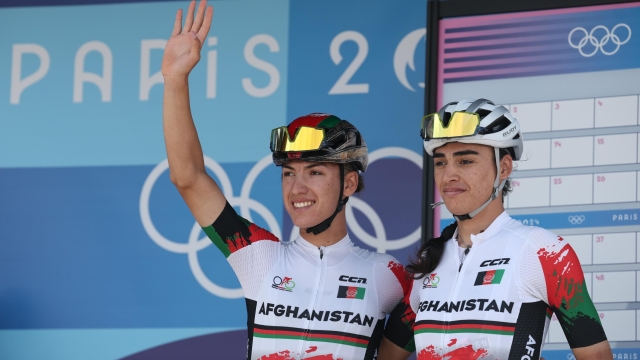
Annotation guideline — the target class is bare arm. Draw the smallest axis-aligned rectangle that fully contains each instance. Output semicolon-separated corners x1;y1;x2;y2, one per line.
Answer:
378;336;412;360
572;340;613;360
162;0;223;226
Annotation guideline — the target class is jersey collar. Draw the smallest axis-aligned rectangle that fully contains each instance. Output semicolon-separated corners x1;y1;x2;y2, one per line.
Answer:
294;233;353;251
450;211;510;247
470;211;510;246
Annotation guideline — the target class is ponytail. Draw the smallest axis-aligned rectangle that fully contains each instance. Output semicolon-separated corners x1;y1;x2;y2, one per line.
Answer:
406;222;458;279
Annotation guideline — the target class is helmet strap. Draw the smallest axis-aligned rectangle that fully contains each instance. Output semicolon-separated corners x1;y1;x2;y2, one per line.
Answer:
452;147;506;221
306;164;349;235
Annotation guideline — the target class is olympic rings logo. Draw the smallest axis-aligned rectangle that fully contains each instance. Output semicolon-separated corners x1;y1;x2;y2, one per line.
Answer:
568;24;631;57
568;215;585;225
139;147;422;299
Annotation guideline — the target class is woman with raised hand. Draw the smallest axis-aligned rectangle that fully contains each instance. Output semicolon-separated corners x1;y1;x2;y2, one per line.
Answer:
162;1;409;359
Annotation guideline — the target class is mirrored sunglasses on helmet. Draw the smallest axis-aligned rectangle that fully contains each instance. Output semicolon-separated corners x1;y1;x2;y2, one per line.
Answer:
270;126;326;152
420;111;481;140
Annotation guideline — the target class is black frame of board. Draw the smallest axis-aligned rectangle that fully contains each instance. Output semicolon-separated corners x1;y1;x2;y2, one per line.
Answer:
421;0;640;243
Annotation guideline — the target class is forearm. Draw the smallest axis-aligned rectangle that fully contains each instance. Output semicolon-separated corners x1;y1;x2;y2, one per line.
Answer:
163;75;206;188
378;336;412;360
162;74;225;226
160;1;224;226
573;340;613;360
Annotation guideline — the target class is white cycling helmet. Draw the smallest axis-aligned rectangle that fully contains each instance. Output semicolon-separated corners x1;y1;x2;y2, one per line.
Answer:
422;98;523;160
421;98;524;220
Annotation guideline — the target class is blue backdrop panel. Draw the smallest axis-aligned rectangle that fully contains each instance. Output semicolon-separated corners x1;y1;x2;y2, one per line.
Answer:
0;0;289;167
0;163;281;329
285;0;427;263
0;0;427;358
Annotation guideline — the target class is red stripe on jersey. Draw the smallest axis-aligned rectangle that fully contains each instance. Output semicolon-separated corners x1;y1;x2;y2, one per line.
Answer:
537;243;589;313
254;327;368;345
223;223;278;255
400;280;416;329
305;333;368;345
415;323;514;332
388;260;412;296
247;223;279;243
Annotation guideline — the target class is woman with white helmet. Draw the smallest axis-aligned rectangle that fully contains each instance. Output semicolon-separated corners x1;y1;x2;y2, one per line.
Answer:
379;99;611;359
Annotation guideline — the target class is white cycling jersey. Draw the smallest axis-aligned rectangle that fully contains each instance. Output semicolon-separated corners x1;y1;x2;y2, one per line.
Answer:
203;202;409;360
385;212;606;359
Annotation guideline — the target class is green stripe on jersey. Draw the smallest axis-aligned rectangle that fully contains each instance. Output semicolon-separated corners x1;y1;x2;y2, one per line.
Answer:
254;333;367;348
202;225;231;258
415;328;514;336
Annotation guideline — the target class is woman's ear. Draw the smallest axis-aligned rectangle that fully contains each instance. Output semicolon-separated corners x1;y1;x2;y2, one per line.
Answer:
500;153;513;180
343;170;359;197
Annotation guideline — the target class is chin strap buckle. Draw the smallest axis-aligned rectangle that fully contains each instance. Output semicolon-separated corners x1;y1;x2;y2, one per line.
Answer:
431;201;445;209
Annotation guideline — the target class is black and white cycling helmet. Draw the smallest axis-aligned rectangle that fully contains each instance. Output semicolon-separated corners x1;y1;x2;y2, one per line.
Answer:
270;113;368;171
270;113;368;235
420;98;524;220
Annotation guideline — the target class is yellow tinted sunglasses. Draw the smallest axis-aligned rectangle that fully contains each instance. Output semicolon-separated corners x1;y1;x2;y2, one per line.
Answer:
421;111;481;140
270;126;326;152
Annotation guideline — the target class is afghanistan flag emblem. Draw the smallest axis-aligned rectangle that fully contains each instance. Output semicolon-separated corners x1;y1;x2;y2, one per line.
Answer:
474;269;505;286
337;286;366;299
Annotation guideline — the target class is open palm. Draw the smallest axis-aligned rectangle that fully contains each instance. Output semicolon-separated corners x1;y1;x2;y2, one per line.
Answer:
162;0;213;78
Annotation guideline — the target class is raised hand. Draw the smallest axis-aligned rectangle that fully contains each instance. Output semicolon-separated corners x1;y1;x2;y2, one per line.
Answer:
162;0;213;79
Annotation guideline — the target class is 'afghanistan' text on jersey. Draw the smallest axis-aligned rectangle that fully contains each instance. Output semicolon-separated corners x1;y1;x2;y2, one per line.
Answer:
203;202;409;360
385;212;606;360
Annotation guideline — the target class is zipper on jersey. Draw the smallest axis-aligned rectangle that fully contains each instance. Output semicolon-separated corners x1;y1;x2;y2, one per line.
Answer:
458;247;470;272
446;242;475;353
443;259;463;353
301;246;326;358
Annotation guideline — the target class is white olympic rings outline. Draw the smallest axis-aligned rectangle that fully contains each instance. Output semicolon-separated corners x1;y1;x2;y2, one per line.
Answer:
140;147;422;299
346;147;423;253
567;215;585;225
140;155;279;299
568;24;631;57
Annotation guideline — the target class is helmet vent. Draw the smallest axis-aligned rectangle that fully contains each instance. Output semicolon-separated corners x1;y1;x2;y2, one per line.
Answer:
329;132;347;149
475;108;491;119
480;115;511;134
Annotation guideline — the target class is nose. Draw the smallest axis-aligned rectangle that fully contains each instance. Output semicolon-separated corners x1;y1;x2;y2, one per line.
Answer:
289;173;308;195
440;162;460;183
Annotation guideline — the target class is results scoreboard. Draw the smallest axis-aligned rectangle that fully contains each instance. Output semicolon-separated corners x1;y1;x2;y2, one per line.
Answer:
431;2;640;358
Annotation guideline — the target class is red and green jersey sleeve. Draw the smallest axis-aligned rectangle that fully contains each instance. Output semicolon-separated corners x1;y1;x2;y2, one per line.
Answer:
382;280;416;352
202;201;279;258
536;236;607;348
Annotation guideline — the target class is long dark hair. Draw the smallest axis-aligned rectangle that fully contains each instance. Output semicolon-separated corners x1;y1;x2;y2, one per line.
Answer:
406;148;513;279
406;222;457;279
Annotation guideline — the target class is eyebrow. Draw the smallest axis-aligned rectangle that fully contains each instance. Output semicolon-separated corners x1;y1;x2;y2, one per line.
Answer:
433;149;480;158
282;163;328;170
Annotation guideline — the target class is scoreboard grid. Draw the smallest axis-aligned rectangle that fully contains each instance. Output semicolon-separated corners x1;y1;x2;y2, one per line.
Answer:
430;1;640;356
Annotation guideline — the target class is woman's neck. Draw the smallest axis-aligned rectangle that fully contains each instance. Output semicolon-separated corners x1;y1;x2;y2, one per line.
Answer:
456;200;504;245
